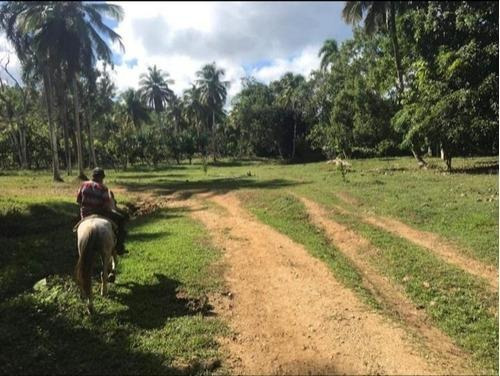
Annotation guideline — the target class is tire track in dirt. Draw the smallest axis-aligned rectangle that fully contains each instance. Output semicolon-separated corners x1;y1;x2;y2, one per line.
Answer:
299;196;473;374
176;192;473;375
334;192;498;291
362;215;498;291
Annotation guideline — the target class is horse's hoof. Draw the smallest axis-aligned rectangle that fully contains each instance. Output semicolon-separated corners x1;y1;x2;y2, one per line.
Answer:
108;273;116;283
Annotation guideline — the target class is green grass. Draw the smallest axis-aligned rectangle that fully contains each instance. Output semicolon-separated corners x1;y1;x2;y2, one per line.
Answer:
0;156;497;373
0;195;227;374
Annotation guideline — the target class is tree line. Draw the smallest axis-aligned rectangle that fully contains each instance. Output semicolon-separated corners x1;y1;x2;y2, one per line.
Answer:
0;1;497;180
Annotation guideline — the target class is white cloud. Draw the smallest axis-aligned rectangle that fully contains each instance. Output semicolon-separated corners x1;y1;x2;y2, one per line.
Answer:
0;35;22;85
107;2;352;106
251;45;321;84
0;2;352;106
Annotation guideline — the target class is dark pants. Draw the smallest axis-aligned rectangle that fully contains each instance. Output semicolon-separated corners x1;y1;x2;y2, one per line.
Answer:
108;210;127;254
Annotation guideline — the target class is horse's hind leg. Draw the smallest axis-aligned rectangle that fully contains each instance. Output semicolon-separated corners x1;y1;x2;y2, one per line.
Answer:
108;251;117;283
101;256;109;296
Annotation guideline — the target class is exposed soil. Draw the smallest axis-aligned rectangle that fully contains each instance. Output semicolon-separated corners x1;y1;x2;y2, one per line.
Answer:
168;192;475;375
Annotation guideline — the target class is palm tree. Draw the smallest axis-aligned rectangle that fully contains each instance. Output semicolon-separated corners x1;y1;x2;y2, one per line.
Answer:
166;93;183;135
342;1;426;167
183;84;207;157
2;2;125;179
183;84;204;132
0;2;63;181
122;88;150;129
342;1;404;94
139;65;174;135
195;62;229;161
274;73;305;160
318;39;339;72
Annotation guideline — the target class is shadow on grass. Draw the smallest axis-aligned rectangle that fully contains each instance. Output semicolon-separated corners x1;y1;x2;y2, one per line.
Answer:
0;201;80;300
0;202;187;300
452;163;498;175
117;176;306;200
0;294;189;374
110;274;213;330
114;173;188;180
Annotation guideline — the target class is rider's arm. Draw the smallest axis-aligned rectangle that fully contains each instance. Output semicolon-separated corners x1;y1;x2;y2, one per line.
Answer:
76;186;83;205
102;187;113;212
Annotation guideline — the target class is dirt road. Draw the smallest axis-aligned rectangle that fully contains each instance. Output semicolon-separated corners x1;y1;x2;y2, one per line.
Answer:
173;192;474;375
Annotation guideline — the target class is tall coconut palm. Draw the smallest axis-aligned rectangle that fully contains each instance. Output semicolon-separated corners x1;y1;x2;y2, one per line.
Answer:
195;62;229;161
183;84;206;142
122;88;150;129
274;73;305;160
4;1;124;179
342;1;404;93
0;2;63;180
342;1;426;167
139;65;174;136
166;93;183;135
318;39;339;72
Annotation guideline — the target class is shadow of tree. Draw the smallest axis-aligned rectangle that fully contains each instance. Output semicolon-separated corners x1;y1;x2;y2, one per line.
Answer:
110;274;213;330
114;173;187;180
0;293;192;375
451;163;498;175
0;201;80;299
117;176;306;200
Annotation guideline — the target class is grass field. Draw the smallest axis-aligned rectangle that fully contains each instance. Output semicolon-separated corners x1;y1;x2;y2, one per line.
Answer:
0;156;497;373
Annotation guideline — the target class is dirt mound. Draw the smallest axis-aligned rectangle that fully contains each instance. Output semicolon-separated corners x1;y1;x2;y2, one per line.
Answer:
123;196;170;217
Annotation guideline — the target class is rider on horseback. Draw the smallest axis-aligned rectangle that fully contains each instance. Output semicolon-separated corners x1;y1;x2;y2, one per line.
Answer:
76;167;127;255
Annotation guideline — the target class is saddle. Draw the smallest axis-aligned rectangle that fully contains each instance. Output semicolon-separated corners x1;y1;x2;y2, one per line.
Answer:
73;214;118;233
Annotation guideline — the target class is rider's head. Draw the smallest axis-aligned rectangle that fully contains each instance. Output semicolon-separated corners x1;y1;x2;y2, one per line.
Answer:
91;167;105;183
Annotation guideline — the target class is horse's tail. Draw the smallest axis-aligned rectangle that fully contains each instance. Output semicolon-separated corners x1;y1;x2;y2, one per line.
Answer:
75;224;98;298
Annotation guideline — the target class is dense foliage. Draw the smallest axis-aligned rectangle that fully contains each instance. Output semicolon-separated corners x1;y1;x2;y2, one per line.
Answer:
0;1;497;177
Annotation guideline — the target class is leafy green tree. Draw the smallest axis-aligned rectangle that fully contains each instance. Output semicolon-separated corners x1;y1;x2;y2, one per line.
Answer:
395;1;498;170
342;1;428;166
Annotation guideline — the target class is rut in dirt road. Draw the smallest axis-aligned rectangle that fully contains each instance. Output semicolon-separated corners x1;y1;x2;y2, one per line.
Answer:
180;192;474;375
299;197;473;370
334;192;498;291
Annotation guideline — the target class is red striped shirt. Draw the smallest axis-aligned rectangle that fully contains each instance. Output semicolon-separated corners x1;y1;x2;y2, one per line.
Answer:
76;181;112;218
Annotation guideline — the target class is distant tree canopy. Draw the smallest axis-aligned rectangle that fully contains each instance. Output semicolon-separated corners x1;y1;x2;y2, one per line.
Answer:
0;1;497;177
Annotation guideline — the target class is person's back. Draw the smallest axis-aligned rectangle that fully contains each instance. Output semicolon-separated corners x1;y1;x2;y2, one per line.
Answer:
76;168;127;255
77;179;112;219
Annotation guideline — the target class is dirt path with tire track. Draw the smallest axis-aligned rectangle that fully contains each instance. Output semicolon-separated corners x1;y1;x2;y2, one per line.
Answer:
299;196;472;371
170;191;474;375
334;192;498;291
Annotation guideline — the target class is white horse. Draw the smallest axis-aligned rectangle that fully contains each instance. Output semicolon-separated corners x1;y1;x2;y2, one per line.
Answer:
75;191;122;314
